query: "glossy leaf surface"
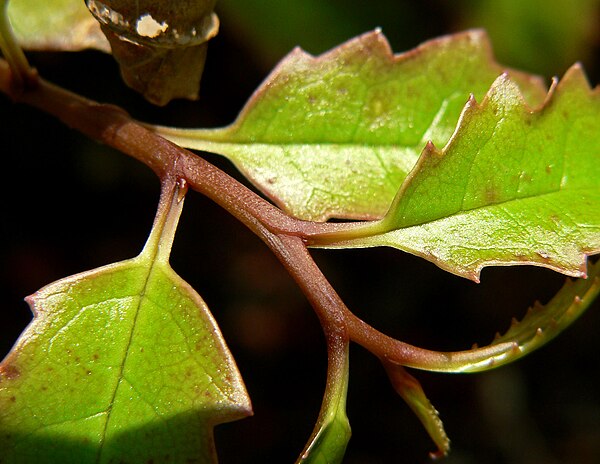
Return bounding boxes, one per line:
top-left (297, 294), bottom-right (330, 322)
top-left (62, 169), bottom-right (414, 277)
top-left (319, 66), bottom-right (600, 280)
top-left (156, 30), bottom-right (546, 221)
top-left (0, 183), bottom-right (251, 463)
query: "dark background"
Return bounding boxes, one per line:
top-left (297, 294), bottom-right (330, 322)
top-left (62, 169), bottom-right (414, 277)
top-left (1, 1), bottom-right (600, 463)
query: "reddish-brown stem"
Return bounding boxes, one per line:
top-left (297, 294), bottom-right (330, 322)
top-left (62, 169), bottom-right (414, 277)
top-left (0, 57), bottom-right (514, 373)
top-left (0, 59), bottom-right (357, 239)
top-left (262, 233), bottom-right (518, 372)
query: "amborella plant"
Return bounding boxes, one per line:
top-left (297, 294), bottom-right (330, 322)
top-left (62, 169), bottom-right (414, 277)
top-left (0, 1), bottom-right (599, 462)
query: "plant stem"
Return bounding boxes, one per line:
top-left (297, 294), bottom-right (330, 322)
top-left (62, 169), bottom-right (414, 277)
top-left (0, 57), bottom-right (572, 375)
top-left (261, 232), bottom-right (528, 373)
top-left (0, 1), bottom-right (36, 91)
top-left (297, 334), bottom-right (350, 463)
top-left (0, 59), bottom-right (355, 238)
top-left (382, 361), bottom-right (449, 458)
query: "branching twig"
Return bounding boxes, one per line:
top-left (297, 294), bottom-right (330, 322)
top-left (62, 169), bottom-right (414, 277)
top-left (0, 57), bottom-right (591, 377)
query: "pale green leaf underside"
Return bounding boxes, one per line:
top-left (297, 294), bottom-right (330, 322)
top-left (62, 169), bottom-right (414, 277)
top-left (318, 66), bottom-right (600, 280)
top-left (0, 189), bottom-right (250, 463)
top-left (156, 29), bottom-right (546, 221)
top-left (8, 0), bottom-right (109, 52)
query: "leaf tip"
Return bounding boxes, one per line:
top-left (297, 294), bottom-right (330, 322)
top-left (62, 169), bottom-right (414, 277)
top-left (485, 73), bottom-right (529, 110)
top-left (429, 447), bottom-right (450, 460)
top-left (23, 294), bottom-right (39, 316)
top-left (335, 28), bottom-right (394, 60)
top-left (423, 140), bottom-right (438, 153)
top-left (562, 62), bottom-right (593, 91)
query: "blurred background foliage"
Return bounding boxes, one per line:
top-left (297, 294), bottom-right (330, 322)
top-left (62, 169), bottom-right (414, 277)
top-left (1, 1), bottom-right (600, 463)
top-left (217, 0), bottom-right (600, 86)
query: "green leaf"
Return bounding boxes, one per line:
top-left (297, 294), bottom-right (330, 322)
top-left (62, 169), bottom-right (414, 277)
top-left (7, 0), bottom-right (109, 52)
top-left (0, 181), bottom-right (251, 463)
top-left (297, 341), bottom-right (350, 464)
top-left (155, 30), bottom-right (546, 221)
top-left (316, 66), bottom-right (600, 281)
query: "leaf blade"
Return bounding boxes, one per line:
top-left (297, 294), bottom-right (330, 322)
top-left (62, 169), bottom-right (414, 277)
top-left (316, 66), bottom-right (600, 280)
top-left (156, 29), bottom-right (546, 221)
top-left (0, 183), bottom-right (251, 463)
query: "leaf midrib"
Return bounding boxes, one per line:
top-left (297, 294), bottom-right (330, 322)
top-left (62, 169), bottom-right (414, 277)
top-left (391, 184), bottom-right (593, 232)
top-left (169, 137), bottom-right (426, 150)
top-left (95, 253), bottom-right (160, 462)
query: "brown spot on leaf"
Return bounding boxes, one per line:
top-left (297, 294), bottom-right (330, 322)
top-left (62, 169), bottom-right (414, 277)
top-left (520, 172), bottom-right (533, 183)
top-left (485, 185), bottom-right (498, 203)
top-left (9, 396), bottom-right (16, 402)
top-left (546, 165), bottom-right (553, 174)
top-left (0, 364), bottom-right (20, 380)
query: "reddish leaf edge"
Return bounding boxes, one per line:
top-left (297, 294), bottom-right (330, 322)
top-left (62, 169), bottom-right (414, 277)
top-left (232, 28), bottom-right (547, 130)
top-left (153, 28), bottom-right (547, 223)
